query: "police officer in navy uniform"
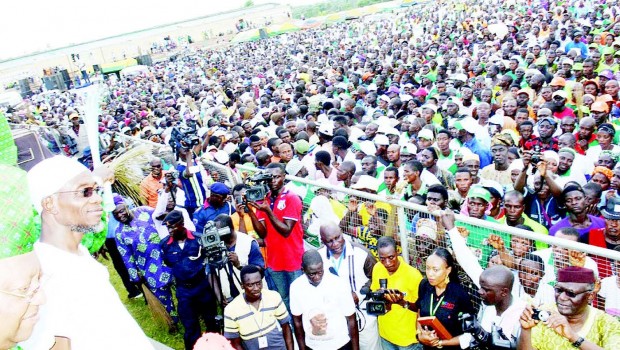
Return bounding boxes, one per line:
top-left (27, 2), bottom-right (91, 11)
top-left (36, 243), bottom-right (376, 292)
top-left (161, 210), bottom-right (218, 350)
top-left (193, 182), bottom-right (235, 236)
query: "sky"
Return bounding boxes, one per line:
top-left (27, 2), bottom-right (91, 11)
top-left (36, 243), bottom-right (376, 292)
top-left (1, 0), bottom-right (316, 60)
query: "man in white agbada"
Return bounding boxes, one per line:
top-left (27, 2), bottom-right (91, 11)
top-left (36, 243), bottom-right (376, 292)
top-left (21, 156), bottom-right (154, 350)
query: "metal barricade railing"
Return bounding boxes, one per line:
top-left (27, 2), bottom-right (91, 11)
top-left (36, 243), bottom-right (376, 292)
top-left (232, 163), bottom-right (620, 316)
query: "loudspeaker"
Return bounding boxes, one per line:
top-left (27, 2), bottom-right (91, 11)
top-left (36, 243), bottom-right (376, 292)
top-left (11, 129), bottom-right (54, 171)
top-left (259, 28), bottom-right (268, 39)
top-left (42, 76), bottom-right (56, 90)
top-left (54, 73), bottom-right (67, 91)
top-left (59, 69), bottom-right (71, 85)
top-left (18, 79), bottom-right (31, 98)
top-left (136, 55), bottom-right (152, 66)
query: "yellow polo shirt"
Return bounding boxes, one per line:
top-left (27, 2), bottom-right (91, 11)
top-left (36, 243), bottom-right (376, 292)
top-left (370, 256), bottom-right (423, 346)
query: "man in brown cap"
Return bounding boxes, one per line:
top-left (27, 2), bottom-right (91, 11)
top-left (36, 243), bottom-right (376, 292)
top-left (518, 266), bottom-right (620, 349)
top-left (479, 133), bottom-right (514, 186)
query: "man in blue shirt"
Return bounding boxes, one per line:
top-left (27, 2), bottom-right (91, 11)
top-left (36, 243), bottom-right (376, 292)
top-left (456, 117), bottom-right (493, 168)
top-left (176, 146), bottom-right (207, 218)
top-left (161, 210), bottom-right (219, 350)
top-left (564, 31), bottom-right (588, 59)
top-left (193, 182), bottom-right (235, 236)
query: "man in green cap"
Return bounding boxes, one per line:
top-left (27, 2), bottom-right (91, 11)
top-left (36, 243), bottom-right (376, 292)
top-left (455, 185), bottom-right (502, 268)
top-left (0, 164), bottom-right (52, 350)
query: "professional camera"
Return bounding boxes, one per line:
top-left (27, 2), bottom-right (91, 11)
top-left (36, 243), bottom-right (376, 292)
top-left (460, 313), bottom-right (517, 350)
top-left (199, 221), bottom-right (232, 269)
top-left (363, 279), bottom-right (403, 316)
top-left (169, 126), bottom-right (200, 153)
top-left (245, 172), bottom-right (273, 202)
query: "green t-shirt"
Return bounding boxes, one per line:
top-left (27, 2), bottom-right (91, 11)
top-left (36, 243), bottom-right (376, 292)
top-left (496, 214), bottom-right (549, 250)
top-left (438, 151), bottom-right (458, 174)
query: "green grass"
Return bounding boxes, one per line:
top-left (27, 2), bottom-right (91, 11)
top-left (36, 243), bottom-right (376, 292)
top-left (99, 257), bottom-right (185, 350)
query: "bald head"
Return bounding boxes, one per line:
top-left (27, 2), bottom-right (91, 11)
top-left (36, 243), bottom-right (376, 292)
top-left (504, 190), bottom-right (524, 204)
top-left (481, 265), bottom-right (514, 290)
top-left (580, 116), bottom-right (595, 129)
top-left (339, 161), bottom-right (356, 174)
top-left (558, 132), bottom-right (576, 147)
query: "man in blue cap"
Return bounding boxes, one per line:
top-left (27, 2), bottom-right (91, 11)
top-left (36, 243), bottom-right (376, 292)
top-left (161, 210), bottom-right (219, 350)
top-left (193, 182), bottom-right (235, 236)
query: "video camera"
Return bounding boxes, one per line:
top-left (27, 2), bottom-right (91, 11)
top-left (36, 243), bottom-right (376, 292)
top-left (169, 126), bottom-right (200, 154)
top-left (363, 279), bottom-right (404, 316)
top-left (199, 221), bottom-right (231, 269)
top-left (459, 313), bottom-right (517, 350)
top-left (244, 172), bottom-right (273, 202)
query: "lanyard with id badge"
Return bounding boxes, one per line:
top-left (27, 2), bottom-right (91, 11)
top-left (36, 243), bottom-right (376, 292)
top-left (249, 300), bottom-right (269, 348)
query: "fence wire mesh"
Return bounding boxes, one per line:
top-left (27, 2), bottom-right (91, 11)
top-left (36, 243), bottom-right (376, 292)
top-left (229, 162), bottom-right (620, 318)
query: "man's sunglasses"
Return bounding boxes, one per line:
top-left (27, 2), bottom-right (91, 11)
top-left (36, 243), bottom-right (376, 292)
top-left (554, 286), bottom-right (592, 298)
top-left (56, 186), bottom-right (104, 198)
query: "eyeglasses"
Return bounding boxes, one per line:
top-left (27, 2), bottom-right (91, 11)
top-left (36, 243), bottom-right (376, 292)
top-left (56, 186), bottom-right (104, 198)
top-left (554, 286), bottom-right (592, 298)
top-left (0, 275), bottom-right (48, 304)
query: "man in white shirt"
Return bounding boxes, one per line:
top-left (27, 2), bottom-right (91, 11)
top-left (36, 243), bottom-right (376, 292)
top-left (318, 222), bottom-right (380, 350)
top-left (461, 266), bottom-right (525, 349)
top-left (290, 249), bottom-right (359, 350)
top-left (533, 227), bottom-right (599, 287)
top-left (22, 156), bottom-right (153, 350)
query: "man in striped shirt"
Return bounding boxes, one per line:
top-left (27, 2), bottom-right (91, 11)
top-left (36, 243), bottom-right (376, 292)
top-left (224, 265), bottom-right (294, 350)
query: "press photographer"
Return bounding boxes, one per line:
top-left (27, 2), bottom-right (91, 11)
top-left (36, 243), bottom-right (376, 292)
top-left (441, 210), bottom-right (525, 350)
top-left (171, 127), bottom-right (209, 218)
top-left (160, 210), bottom-right (219, 350)
top-left (458, 266), bottom-right (525, 350)
top-left (208, 214), bottom-right (264, 305)
top-left (247, 163), bottom-right (305, 313)
top-left (369, 236), bottom-right (424, 349)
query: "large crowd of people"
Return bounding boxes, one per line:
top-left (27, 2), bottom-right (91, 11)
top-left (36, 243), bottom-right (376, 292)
top-left (5, 0), bottom-right (620, 349)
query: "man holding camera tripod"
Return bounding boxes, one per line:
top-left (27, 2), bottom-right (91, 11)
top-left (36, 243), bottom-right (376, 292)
top-left (210, 214), bottom-right (264, 304)
top-left (161, 210), bottom-right (219, 350)
top-left (247, 163), bottom-right (304, 312)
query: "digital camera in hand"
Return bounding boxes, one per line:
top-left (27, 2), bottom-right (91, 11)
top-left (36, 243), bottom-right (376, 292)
top-left (460, 313), bottom-right (517, 350)
top-left (199, 221), bottom-right (232, 269)
top-left (531, 145), bottom-right (542, 165)
top-left (531, 308), bottom-right (550, 322)
top-left (245, 172), bottom-right (273, 202)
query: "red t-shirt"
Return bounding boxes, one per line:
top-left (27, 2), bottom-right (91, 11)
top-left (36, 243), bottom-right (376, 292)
top-left (256, 189), bottom-right (304, 271)
top-left (553, 107), bottom-right (575, 119)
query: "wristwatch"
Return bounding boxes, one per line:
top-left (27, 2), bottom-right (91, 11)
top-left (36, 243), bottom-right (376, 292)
top-left (437, 340), bottom-right (443, 349)
top-left (403, 301), bottom-right (409, 310)
top-left (571, 336), bottom-right (585, 348)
